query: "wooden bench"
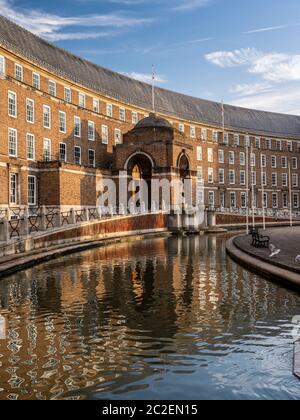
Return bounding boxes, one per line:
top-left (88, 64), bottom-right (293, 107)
top-left (252, 232), bottom-right (270, 248)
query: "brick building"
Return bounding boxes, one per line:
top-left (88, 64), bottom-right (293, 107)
top-left (0, 15), bottom-right (300, 213)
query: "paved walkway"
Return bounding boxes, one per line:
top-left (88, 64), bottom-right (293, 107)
top-left (233, 226), bottom-right (300, 275)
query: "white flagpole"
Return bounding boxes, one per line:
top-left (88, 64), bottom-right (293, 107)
top-left (261, 154), bottom-right (266, 230)
top-left (251, 141), bottom-right (255, 228)
top-left (289, 160), bottom-right (293, 228)
top-left (152, 65), bottom-right (155, 113)
top-left (246, 136), bottom-right (249, 235)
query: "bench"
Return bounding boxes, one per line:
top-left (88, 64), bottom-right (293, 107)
top-left (251, 231), bottom-right (270, 248)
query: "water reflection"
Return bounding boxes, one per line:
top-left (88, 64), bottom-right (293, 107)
top-left (0, 234), bottom-right (300, 400)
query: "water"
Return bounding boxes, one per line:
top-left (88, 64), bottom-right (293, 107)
top-left (0, 234), bottom-right (299, 400)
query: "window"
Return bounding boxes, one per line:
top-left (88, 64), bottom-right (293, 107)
top-left (74, 146), bottom-right (81, 165)
top-left (241, 192), bottom-right (247, 208)
top-left (220, 191), bottom-right (225, 208)
top-left (245, 135), bottom-right (250, 147)
top-left (255, 137), bottom-right (261, 149)
top-left (251, 171), bottom-right (256, 186)
top-left (201, 128), bottom-right (207, 140)
top-left (229, 169), bottom-right (235, 185)
top-left (197, 146), bottom-right (202, 161)
top-left (292, 157), bottom-right (298, 170)
top-left (263, 193), bottom-right (268, 209)
top-left (8, 91), bottom-right (17, 117)
top-left (218, 149), bottom-right (224, 164)
top-left (234, 133), bottom-right (240, 146)
top-left (101, 125), bottom-right (109, 144)
top-left (230, 192), bottom-right (236, 208)
top-left (282, 173), bottom-right (288, 187)
top-left (106, 103), bottom-right (113, 118)
top-left (74, 117), bottom-right (81, 138)
top-left (272, 193), bottom-right (278, 208)
top-left (43, 105), bottom-right (51, 129)
top-left (10, 174), bottom-right (18, 204)
top-left (88, 149), bottom-right (95, 167)
top-left (251, 153), bottom-right (256, 167)
top-left (132, 112), bottom-right (138, 125)
top-left (292, 174), bottom-right (299, 187)
top-left (271, 156), bottom-right (277, 168)
top-left (262, 172), bottom-right (267, 187)
top-left (26, 99), bottom-right (34, 124)
top-left (28, 176), bottom-right (37, 206)
top-left (240, 170), bottom-right (246, 185)
top-left (79, 93), bottom-right (86, 108)
top-left (219, 168), bottom-right (225, 184)
top-left (207, 148), bottom-right (213, 163)
top-left (32, 72), bottom-right (40, 90)
top-left (223, 132), bottom-right (229, 144)
top-left (208, 168), bottom-right (214, 183)
top-left (64, 87), bottom-right (72, 103)
top-left (293, 193), bottom-right (299, 209)
top-left (212, 131), bottom-right (218, 143)
top-left (15, 64), bottom-right (23, 81)
top-left (179, 123), bottom-right (185, 134)
top-left (88, 121), bottom-right (95, 141)
top-left (8, 128), bottom-right (17, 157)
top-left (197, 166), bottom-right (203, 180)
top-left (190, 126), bottom-right (196, 139)
top-left (265, 138), bottom-right (272, 150)
top-left (240, 152), bottom-right (246, 166)
top-left (48, 80), bottom-right (56, 96)
top-left (59, 143), bottom-right (67, 162)
top-left (287, 141), bottom-right (293, 152)
top-left (43, 139), bottom-right (51, 161)
top-left (261, 154), bottom-right (266, 168)
top-left (272, 173), bottom-right (277, 187)
top-left (276, 140), bottom-right (282, 151)
top-left (119, 108), bottom-right (126, 122)
top-left (93, 99), bottom-right (100, 113)
top-left (59, 111), bottom-right (67, 133)
top-left (115, 128), bottom-right (122, 145)
top-left (26, 134), bottom-right (35, 160)
top-left (281, 156), bottom-right (287, 169)
top-left (229, 151), bottom-right (235, 165)
top-left (208, 191), bottom-right (214, 207)
top-left (0, 55), bottom-right (5, 76)
top-left (283, 192), bottom-right (288, 209)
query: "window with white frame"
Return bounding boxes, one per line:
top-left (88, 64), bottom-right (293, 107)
top-left (229, 169), bottom-right (235, 185)
top-left (190, 126), bottom-right (196, 139)
top-left (245, 135), bottom-right (250, 147)
top-left (15, 64), bottom-right (23, 81)
top-left (218, 149), bottom-right (224, 163)
top-left (197, 146), bottom-right (202, 161)
top-left (220, 191), bottom-right (225, 208)
top-left (255, 137), bottom-right (261, 149)
top-left (0, 55), bottom-right (5, 76)
top-left (28, 175), bottom-right (37, 206)
top-left (207, 148), bottom-right (213, 163)
top-left (292, 157), bottom-right (298, 169)
top-left (88, 149), bottom-right (95, 167)
top-left (272, 193), bottom-right (278, 208)
top-left (59, 143), bottom-right (67, 162)
top-left (74, 146), bottom-right (81, 165)
top-left (287, 141), bottom-right (293, 152)
top-left (106, 103), bottom-right (113, 118)
top-left (43, 138), bottom-right (51, 161)
top-left (88, 121), bottom-right (95, 141)
top-left (230, 192), bottom-right (236, 208)
top-left (132, 112), bottom-right (138, 125)
top-left (265, 138), bottom-right (272, 150)
top-left (251, 171), bottom-right (256, 186)
top-left (208, 168), bottom-right (214, 183)
top-left (272, 173), bottom-right (277, 187)
top-left (234, 133), bottom-right (240, 146)
top-left (64, 87), bottom-right (72, 103)
top-left (239, 152), bottom-right (245, 166)
top-left (276, 140), bottom-right (282, 151)
top-left (240, 170), bottom-right (246, 185)
top-left (197, 166), bottom-right (203, 180)
top-left (26, 133), bottom-right (35, 160)
top-left (282, 173), bottom-right (288, 187)
top-left (79, 93), bottom-right (86, 108)
top-left (293, 193), bottom-right (299, 209)
top-left (283, 192), bottom-right (288, 209)
top-left (8, 128), bottom-right (17, 157)
top-left (292, 173), bottom-right (299, 187)
top-left (201, 128), bottom-right (207, 140)
top-left (59, 111), bottom-right (67, 133)
top-left (281, 156), bottom-right (287, 169)
top-left (262, 172), bottom-right (267, 186)
top-left (251, 153), bottom-right (256, 167)
top-left (219, 168), bottom-right (225, 184)
top-left (229, 151), bottom-right (235, 165)
top-left (101, 125), bottom-right (109, 144)
top-left (271, 156), bottom-right (277, 168)
top-left (43, 105), bottom-right (51, 129)
top-left (212, 131), bottom-right (218, 143)
top-left (263, 192), bottom-right (268, 208)
top-left (26, 98), bottom-right (34, 124)
top-left (8, 91), bottom-right (17, 117)
top-left (93, 98), bottom-right (100, 113)
top-left (179, 123), bottom-right (185, 134)
top-left (223, 132), bottom-right (229, 144)
top-left (119, 108), bottom-right (126, 122)
top-left (48, 80), bottom-right (56, 97)
top-left (10, 173), bottom-right (18, 204)
top-left (261, 154), bottom-right (266, 168)
top-left (208, 191), bottom-right (215, 207)
top-left (32, 72), bottom-right (40, 90)
top-left (241, 192), bottom-right (247, 208)
top-left (115, 128), bottom-right (122, 144)
top-left (74, 116), bottom-right (81, 137)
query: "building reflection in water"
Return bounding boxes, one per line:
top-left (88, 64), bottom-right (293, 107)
top-left (0, 234), bottom-right (300, 400)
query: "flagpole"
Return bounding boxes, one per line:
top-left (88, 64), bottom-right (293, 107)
top-left (261, 153), bottom-right (266, 230)
top-left (289, 160), bottom-right (293, 228)
top-left (152, 65), bottom-right (155, 113)
top-left (245, 135), bottom-right (250, 235)
top-left (251, 140), bottom-right (255, 228)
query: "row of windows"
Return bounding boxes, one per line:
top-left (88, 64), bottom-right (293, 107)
top-left (196, 146), bottom-right (299, 169)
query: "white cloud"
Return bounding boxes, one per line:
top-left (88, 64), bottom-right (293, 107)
top-left (122, 71), bottom-right (167, 84)
top-left (0, 0), bottom-right (152, 41)
top-left (244, 23), bottom-right (300, 34)
top-left (230, 82), bottom-right (272, 97)
top-left (205, 48), bottom-right (260, 68)
top-left (173, 0), bottom-right (211, 11)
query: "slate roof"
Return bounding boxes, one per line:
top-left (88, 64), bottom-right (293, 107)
top-left (0, 15), bottom-right (299, 138)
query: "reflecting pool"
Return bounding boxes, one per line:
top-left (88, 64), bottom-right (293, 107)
top-left (0, 234), bottom-right (300, 400)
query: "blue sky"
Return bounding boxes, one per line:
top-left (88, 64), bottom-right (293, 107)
top-left (1, 0), bottom-right (300, 114)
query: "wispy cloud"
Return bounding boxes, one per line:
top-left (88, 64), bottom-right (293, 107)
top-left (173, 0), bottom-right (212, 11)
top-left (230, 82), bottom-right (273, 97)
top-left (205, 48), bottom-right (260, 68)
top-left (244, 23), bottom-right (300, 34)
top-left (0, 0), bottom-right (152, 41)
top-left (122, 71), bottom-right (167, 84)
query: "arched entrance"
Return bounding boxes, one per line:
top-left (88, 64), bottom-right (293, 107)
top-left (178, 153), bottom-right (190, 180)
top-left (126, 153), bottom-right (153, 211)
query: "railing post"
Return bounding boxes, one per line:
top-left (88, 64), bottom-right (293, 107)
top-left (20, 207), bottom-right (29, 236)
top-left (69, 208), bottom-right (76, 225)
top-left (84, 207), bottom-right (89, 222)
top-left (56, 208), bottom-right (62, 228)
top-left (0, 219), bottom-right (9, 242)
top-left (40, 206), bottom-right (47, 231)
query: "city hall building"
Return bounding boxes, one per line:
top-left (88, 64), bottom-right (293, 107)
top-left (0, 15), bottom-right (300, 213)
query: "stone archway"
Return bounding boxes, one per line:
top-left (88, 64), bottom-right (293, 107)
top-left (126, 153), bottom-right (153, 210)
top-left (178, 153), bottom-right (190, 180)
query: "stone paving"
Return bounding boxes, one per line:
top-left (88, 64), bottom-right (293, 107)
top-left (234, 226), bottom-right (300, 274)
